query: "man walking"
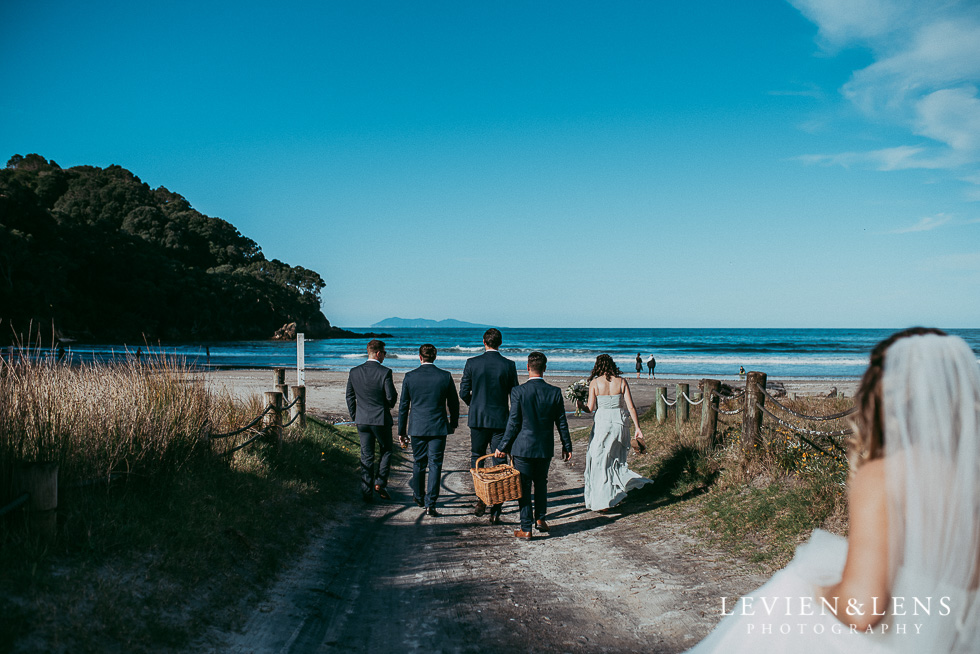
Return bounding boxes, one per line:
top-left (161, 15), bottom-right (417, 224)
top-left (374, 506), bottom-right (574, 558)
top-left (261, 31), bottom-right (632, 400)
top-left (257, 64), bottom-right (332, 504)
top-left (398, 344), bottom-right (459, 516)
top-left (346, 339), bottom-right (398, 503)
top-left (459, 327), bottom-right (519, 524)
top-left (495, 352), bottom-right (572, 539)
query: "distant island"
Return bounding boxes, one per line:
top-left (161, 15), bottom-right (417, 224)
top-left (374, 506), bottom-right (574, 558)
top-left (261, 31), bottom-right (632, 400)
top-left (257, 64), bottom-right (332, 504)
top-left (371, 317), bottom-right (496, 329)
top-left (0, 154), bottom-right (366, 343)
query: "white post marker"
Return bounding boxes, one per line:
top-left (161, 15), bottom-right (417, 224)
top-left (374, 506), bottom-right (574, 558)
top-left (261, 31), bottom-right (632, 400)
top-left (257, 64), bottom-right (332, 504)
top-left (297, 332), bottom-right (305, 387)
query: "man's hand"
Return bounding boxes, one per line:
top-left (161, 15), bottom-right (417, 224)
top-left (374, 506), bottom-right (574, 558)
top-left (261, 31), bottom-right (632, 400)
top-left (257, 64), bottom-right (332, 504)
top-left (561, 448), bottom-right (571, 462)
top-left (493, 449), bottom-right (505, 458)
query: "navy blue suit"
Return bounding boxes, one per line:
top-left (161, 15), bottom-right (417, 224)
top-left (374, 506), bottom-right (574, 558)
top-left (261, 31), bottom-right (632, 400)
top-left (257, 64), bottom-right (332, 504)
top-left (346, 359), bottom-right (398, 500)
top-left (460, 349), bottom-right (518, 517)
top-left (399, 363), bottom-right (459, 509)
top-left (498, 378), bottom-right (572, 532)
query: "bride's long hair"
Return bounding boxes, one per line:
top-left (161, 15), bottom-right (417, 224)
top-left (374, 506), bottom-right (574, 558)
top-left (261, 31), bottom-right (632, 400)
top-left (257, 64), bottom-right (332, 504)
top-left (589, 354), bottom-right (622, 381)
top-left (849, 326), bottom-right (946, 468)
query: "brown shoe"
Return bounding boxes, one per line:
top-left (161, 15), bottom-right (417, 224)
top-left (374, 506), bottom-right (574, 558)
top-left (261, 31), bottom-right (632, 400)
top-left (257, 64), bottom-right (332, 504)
top-left (513, 529), bottom-right (532, 539)
top-left (473, 499), bottom-right (487, 516)
top-left (535, 519), bottom-right (550, 532)
top-left (374, 485), bottom-right (391, 500)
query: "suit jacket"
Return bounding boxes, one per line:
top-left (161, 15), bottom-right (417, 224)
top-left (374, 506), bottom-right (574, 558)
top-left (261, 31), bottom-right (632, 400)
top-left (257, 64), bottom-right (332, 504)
top-left (459, 350), bottom-right (519, 429)
top-left (346, 360), bottom-right (397, 427)
top-left (498, 378), bottom-right (572, 458)
top-left (398, 363), bottom-right (460, 437)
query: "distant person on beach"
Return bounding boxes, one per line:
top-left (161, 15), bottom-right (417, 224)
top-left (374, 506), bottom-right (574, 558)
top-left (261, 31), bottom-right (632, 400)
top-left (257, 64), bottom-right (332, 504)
top-left (398, 344), bottom-right (459, 517)
top-left (635, 353), bottom-right (642, 378)
top-left (459, 328), bottom-right (519, 524)
top-left (135, 347), bottom-right (142, 363)
top-left (581, 355), bottom-right (651, 513)
top-left (346, 339), bottom-right (398, 503)
top-left (738, 366), bottom-right (745, 378)
top-left (495, 351), bottom-right (572, 539)
top-left (646, 355), bottom-right (655, 378)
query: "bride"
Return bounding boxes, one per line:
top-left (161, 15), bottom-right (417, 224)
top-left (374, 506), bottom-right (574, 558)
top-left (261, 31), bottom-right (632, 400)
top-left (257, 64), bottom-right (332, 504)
top-left (582, 354), bottom-right (652, 512)
top-left (686, 328), bottom-right (980, 653)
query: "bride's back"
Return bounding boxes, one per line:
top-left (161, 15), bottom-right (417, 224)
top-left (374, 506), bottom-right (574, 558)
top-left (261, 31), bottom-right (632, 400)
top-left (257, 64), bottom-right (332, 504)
top-left (592, 374), bottom-right (625, 395)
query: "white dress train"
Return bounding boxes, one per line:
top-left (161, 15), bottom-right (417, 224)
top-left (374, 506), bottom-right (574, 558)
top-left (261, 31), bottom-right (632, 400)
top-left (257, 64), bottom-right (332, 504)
top-left (583, 394), bottom-right (652, 511)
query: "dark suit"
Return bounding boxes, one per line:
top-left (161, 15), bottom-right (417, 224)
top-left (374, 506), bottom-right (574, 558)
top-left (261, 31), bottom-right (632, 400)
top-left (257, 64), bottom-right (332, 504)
top-left (459, 350), bottom-right (519, 466)
top-left (346, 359), bottom-right (398, 500)
top-left (498, 378), bottom-right (572, 532)
top-left (399, 363), bottom-right (459, 509)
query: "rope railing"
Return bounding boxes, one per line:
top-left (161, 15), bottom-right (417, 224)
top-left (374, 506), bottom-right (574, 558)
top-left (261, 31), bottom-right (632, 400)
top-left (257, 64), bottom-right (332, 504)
top-left (757, 403), bottom-right (853, 439)
top-left (209, 405), bottom-right (276, 439)
top-left (219, 428), bottom-right (268, 457)
top-left (0, 493), bottom-right (29, 518)
top-left (307, 415), bottom-right (361, 446)
top-left (711, 392), bottom-right (743, 415)
top-left (756, 385), bottom-right (856, 421)
top-left (281, 411), bottom-right (303, 428)
top-left (661, 395), bottom-right (677, 407)
top-left (680, 392), bottom-right (704, 405)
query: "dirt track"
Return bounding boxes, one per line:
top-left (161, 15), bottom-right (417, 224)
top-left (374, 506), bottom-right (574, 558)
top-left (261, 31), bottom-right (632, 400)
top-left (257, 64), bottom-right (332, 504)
top-left (207, 415), bottom-right (765, 654)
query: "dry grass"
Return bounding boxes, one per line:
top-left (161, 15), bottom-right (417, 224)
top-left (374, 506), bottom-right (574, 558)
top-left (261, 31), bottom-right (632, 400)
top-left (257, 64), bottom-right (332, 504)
top-left (0, 345), bottom-right (361, 652)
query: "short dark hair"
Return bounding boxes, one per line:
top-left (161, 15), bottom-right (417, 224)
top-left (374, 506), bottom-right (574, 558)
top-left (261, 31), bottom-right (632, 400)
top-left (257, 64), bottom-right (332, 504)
top-left (367, 339), bottom-right (386, 355)
top-left (527, 351), bottom-right (547, 374)
top-left (483, 328), bottom-right (502, 349)
top-left (419, 343), bottom-right (437, 363)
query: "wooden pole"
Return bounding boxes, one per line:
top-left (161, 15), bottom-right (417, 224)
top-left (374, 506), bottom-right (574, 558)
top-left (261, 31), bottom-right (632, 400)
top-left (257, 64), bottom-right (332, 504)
top-left (675, 383), bottom-right (690, 429)
top-left (264, 390), bottom-right (284, 450)
top-left (700, 379), bottom-right (721, 450)
top-left (741, 372), bottom-right (767, 459)
top-left (274, 368), bottom-right (286, 386)
top-left (290, 385), bottom-right (306, 428)
top-left (654, 387), bottom-right (667, 425)
top-left (14, 462), bottom-right (58, 541)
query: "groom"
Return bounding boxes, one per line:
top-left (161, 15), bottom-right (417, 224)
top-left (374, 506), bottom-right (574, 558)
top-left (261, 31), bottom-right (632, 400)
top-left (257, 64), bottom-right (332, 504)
top-left (495, 351), bottom-right (572, 539)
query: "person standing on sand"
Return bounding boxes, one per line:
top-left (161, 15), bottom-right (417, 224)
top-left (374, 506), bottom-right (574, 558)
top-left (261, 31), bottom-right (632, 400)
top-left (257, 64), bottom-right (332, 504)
top-left (346, 339), bottom-right (398, 503)
top-left (495, 352), bottom-right (572, 539)
top-left (398, 344), bottom-right (459, 517)
top-left (646, 355), bottom-right (655, 378)
top-left (635, 353), bottom-right (642, 379)
top-left (459, 327), bottom-right (519, 524)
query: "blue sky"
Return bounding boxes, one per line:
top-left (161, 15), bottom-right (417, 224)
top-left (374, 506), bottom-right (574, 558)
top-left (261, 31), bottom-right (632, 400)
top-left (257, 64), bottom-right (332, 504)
top-left (2, 0), bottom-right (978, 328)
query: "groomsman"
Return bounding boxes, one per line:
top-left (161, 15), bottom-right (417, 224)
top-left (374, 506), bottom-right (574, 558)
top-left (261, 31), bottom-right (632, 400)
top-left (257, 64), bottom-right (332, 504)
top-left (398, 344), bottom-right (460, 516)
top-left (346, 339), bottom-right (398, 503)
top-left (459, 328), bottom-right (519, 523)
top-left (495, 352), bottom-right (572, 539)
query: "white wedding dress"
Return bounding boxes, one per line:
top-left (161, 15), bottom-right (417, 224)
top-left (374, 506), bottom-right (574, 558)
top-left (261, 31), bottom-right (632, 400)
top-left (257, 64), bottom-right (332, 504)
top-left (686, 334), bottom-right (980, 653)
top-left (583, 394), bottom-right (651, 511)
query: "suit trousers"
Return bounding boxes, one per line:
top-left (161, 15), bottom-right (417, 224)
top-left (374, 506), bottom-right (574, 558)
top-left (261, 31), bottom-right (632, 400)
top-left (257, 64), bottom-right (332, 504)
top-left (411, 436), bottom-right (446, 508)
top-left (357, 424), bottom-right (393, 499)
top-left (470, 426), bottom-right (505, 516)
top-left (512, 455), bottom-right (551, 532)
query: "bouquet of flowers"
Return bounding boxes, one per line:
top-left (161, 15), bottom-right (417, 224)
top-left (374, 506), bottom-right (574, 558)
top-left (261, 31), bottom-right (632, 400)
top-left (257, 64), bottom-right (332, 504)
top-left (564, 379), bottom-right (589, 415)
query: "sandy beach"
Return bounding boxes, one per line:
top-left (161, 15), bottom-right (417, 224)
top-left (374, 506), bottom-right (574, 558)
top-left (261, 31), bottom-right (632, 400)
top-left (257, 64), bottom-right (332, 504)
top-left (194, 368), bottom-right (859, 422)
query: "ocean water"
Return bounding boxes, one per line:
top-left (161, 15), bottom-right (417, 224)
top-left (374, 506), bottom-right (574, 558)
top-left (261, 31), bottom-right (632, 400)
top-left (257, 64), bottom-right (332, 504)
top-left (61, 328), bottom-right (980, 380)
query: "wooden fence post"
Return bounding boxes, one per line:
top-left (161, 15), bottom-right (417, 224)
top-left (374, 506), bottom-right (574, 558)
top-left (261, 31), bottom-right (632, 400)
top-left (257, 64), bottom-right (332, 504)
top-left (290, 385), bottom-right (306, 429)
top-left (700, 379), bottom-right (721, 450)
top-left (741, 371), bottom-right (767, 459)
top-left (14, 462), bottom-right (58, 541)
top-left (654, 387), bottom-right (667, 425)
top-left (675, 383), bottom-right (690, 430)
top-left (264, 390), bottom-right (284, 450)
top-left (274, 368), bottom-right (288, 399)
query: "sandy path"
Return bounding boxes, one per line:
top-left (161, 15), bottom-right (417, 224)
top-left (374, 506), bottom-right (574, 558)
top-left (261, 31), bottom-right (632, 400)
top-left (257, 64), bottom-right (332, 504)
top-left (208, 422), bottom-right (766, 652)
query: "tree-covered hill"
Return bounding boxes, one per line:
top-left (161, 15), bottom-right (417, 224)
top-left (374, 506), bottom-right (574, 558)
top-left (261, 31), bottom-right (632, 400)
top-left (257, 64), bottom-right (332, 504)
top-left (0, 154), bottom-right (344, 342)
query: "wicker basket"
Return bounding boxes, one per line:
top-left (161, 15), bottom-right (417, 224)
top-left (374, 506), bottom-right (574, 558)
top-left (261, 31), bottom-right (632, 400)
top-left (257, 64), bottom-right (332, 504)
top-left (471, 454), bottom-right (522, 505)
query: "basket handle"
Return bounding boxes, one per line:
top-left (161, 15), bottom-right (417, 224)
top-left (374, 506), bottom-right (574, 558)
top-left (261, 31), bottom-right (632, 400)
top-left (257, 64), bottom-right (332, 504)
top-left (474, 453), bottom-right (509, 470)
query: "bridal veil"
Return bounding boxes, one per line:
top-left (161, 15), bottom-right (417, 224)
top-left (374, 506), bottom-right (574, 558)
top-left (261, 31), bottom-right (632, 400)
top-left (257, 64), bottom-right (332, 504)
top-left (882, 334), bottom-right (980, 652)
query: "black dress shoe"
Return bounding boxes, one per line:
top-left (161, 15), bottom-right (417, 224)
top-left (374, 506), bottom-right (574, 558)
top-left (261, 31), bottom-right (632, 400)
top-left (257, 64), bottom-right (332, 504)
top-left (425, 507), bottom-right (440, 517)
top-left (488, 514), bottom-right (500, 525)
top-left (375, 485), bottom-right (391, 500)
top-left (414, 497), bottom-right (425, 507)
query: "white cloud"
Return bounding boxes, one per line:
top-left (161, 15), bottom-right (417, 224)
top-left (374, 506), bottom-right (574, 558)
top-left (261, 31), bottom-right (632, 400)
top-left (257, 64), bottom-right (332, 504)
top-left (791, 1), bottom-right (980, 186)
top-left (890, 213), bottom-right (952, 233)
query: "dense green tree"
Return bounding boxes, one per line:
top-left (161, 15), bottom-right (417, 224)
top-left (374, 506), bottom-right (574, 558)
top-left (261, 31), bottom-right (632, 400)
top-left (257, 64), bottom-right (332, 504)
top-left (0, 153), bottom-right (336, 342)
